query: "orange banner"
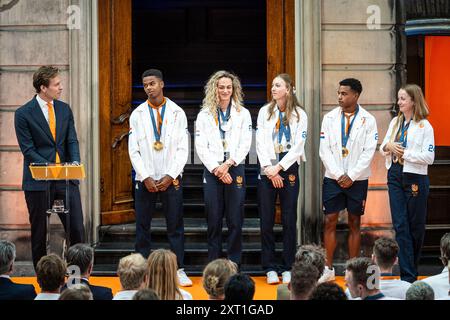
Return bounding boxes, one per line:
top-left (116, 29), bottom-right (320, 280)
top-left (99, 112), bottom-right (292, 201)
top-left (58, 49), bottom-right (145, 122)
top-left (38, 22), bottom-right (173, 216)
top-left (425, 36), bottom-right (450, 146)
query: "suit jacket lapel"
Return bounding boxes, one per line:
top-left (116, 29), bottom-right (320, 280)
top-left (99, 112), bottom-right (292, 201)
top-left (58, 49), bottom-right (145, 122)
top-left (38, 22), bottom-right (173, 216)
top-left (32, 97), bottom-right (54, 142)
top-left (54, 100), bottom-right (64, 143)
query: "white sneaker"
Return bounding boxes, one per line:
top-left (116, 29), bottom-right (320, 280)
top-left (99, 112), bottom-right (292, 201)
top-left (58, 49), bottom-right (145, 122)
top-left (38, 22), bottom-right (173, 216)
top-left (266, 271), bottom-right (280, 284)
top-left (281, 271), bottom-right (291, 284)
top-left (177, 268), bottom-right (193, 287)
top-left (318, 266), bottom-right (335, 283)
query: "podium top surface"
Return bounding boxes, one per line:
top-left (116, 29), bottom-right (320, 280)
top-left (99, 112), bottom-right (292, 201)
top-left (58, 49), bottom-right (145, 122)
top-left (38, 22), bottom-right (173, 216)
top-left (29, 163), bottom-right (86, 180)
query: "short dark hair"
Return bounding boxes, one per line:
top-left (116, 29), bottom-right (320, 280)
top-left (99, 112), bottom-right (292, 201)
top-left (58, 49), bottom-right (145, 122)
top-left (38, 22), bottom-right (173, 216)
top-left (440, 233), bottom-right (450, 266)
top-left (373, 237), bottom-right (399, 269)
top-left (290, 261), bottom-right (319, 298)
top-left (33, 66), bottom-right (60, 93)
top-left (36, 254), bottom-right (66, 292)
top-left (295, 244), bottom-right (326, 278)
top-left (66, 243), bottom-right (94, 275)
top-left (142, 69), bottom-right (163, 80)
top-left (310, 282), bottom-right (348, 300)
top-left (345, 257), bottom-right (376, 289)
top-left (133, 288), bottom-right (160, 300)
top-left (224, 273), bottom-right (255, 301)
top-left (339, 78), bottom-right (362, 95)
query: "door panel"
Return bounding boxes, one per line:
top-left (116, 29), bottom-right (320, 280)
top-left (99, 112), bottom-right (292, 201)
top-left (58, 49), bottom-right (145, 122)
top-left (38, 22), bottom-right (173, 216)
top-left (99, 0), bottom-right (134, 225)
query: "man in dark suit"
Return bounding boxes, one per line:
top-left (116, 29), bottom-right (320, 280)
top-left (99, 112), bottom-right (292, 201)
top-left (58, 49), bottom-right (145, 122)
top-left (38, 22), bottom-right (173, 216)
top-left (0, 240), bottom-right (37, 300)
top-left (14, 66), bottom-right (84, 269)
top-left (63, 243), bottom-right (113, 300)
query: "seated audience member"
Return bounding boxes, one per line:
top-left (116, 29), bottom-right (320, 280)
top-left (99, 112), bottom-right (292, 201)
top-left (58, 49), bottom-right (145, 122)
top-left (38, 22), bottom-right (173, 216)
top-left (145, 249), bottom-right (192, 300)
top-left (114, 253), bottom-right (147, 300)
top-left (0, 240), bottom-right (36, 300)
top-left (371, 237), bottom-right (411, 299)
top-left (133, 288), bottom-right (160, 300)
top-left (59, 283), bottom-right (93, 300)
top-left (345, 257), bottom-right (398, 300)
top-left (288, 261), bottom-right (319, 300)
top-left (35, 254), bottom-right (66, 300)
top-left (277, 244), bottom-right (326, 300)
top-left (309, 282), bottom-right (348, 300)
top-left (224, 273), bottom-right (255, 301)
top-left (421, 233), bottom-right (450, 299)
top-left (202, 258), bottom-right (238, 300)
top-left (64, 243), bottom-right (113, 300)
top-left (406, 281), bottom-right (434, 300)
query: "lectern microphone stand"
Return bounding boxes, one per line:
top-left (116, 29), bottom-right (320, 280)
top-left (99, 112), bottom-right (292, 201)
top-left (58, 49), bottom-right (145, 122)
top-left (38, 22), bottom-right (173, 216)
top-left (29, 163), bottom-right (86, 257)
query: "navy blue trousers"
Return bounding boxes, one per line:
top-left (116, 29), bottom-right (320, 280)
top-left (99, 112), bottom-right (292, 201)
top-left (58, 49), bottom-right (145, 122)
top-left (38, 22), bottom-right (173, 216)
top-left (134, 178), bottom-right (185, 268)
top-left (258, 163), bottom-right (299, 273)
top-left (203, 165), bottom-right (246, 264)
top-left (388, 163), bottom-right (429, 283)
top-left (24, 182), bottom-right (84, 269)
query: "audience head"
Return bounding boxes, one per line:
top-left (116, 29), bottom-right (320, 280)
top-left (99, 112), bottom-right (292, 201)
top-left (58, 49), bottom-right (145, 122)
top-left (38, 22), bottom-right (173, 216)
top-left (294, 244), bottom-right (326, 279)
top-left (406, 281), bottom-right (435, 300)
top-left (224, 273), bottom-right (255, 301)
top-left (36, 254), bottom-right (66, 292)
top-left (117, 253), bottom-right (147, 291)
top-left (289, 261), bottom-right (320, 300)
top-left (59, 283), bottom-right (93, 300)
top-left (310, 282), bottom-right (348, 301)
top-left (372, 237), bottom-right (399, 271)
top-left (145, 249), bottom-right (182, 300)
top-left (133, 288), bottom-right (160, 300)
top-left (345, 257), bottom-right (379, 299)
top-left (0, 240), bottom-right (16, 275)
top-left (202, 258), bottom-right (238, 300)
top-left (440, 232), bottom-right (450, 267)
top-left (66, 243), bottom-right (94, 277)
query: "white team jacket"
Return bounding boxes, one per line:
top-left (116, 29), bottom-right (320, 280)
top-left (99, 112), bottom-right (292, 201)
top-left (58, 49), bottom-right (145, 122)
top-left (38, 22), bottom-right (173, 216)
top-left (379, 116), bottom-right (435, 175)
top-left (195, 103), bottom-right (252, 173)
top-left (256, 105), bottom-right (307, 171)
top-left (319, 105), bottom-right (378, 181)
top-left (128, 98), bottom-right (189, 181)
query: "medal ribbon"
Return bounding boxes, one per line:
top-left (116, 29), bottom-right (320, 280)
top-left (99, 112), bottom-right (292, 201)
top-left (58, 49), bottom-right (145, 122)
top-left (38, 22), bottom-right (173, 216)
top-left (341, 106), bottom-right (359, 149)
top-left (398, 120), bottom-right (410, 147)
top-left (277, 109), bottom-right (291, 146)
top-left (217, 101), bottom-right (231, 140)
top-left (148, 99), bottom-right (166, 143)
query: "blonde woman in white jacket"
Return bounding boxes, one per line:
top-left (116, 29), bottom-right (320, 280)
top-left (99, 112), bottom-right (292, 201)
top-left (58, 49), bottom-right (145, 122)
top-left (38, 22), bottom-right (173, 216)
top-left (380, 84), bottom-right (435, 283)
top-left (256, 73), bottom-right (307, 285)
top-left (195, 71), bottom-right (252, 267)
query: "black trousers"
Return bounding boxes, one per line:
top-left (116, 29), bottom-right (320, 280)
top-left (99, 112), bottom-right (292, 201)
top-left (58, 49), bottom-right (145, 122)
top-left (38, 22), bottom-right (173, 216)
top-left (258, 163), bottom-right (299, 273)
top-left (24, 182), bottom-right (84, 269)
top-left (388, 163), bottom-right (429, 283)
top-left (134, 178), bottom-right (185, 268)
top-left (203, 165), bottom-right (246, 265)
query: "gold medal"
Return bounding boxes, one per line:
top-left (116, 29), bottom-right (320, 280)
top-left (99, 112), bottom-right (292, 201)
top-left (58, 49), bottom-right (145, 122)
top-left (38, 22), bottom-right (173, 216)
top-left (274, 144), bottom-right (283, 154)
top-left (342, 147), bottom-right (349, 158)
top-left (222, 139), bottom-right (227, 149)
top-left (153, 141), bottom-right (164, 151)
top-left (398, 157), bottom-right (404, 165)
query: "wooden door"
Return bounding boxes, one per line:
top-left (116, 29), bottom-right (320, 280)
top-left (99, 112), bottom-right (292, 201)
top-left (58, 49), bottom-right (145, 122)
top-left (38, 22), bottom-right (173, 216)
top-left (266, 0), bottom-right (295, 99)
top-left (98, 0), bottom-right (134, 225)
top-left (97, 0), bottom-right (294, 226)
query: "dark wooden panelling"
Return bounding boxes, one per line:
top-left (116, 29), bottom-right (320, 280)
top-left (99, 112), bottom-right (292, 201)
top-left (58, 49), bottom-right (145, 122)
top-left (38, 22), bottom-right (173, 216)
top-left (132, 0), bottom-right (266, 85)
top-left (406, 0), bottom-right (450, 19)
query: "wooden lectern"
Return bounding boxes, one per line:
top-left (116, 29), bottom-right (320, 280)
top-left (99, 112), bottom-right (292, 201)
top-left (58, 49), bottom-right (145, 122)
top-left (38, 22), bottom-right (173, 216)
top-left (29, 163), bottom-right (86, 257)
